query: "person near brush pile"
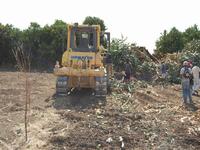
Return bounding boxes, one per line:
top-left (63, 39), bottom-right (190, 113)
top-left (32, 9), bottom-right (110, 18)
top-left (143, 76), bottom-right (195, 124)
top-left (192, 64), bottom-right (200, 95)
top-left (180, 61), bottom-right (193, 104)
top-left (124, 60), bottom-right (132, 82)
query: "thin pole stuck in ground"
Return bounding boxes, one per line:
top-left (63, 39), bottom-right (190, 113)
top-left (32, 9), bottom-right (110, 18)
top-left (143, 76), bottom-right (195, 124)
top-left (25, 73), bottom-right (28, 141)
top-left (12, 46), bottom-right (31, 142)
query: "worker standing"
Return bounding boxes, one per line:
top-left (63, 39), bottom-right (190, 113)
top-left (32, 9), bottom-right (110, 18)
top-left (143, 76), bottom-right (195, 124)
top-left (180, 61), bottom-right (193, 104)
top-left (160, 61), bottom-right (168, 79)
top-left (106, 53), bottom-right (113, 77)
top-left (192, 65), bottom-right (200, 95)
top-left (124, 60), bottom-right (132, 82)
top-left (188, 61), bottom-right (194, 97)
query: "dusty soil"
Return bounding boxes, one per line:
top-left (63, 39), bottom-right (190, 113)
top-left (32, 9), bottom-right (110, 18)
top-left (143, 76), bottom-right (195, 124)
top-left (0, 71), bottom-right (200, 149)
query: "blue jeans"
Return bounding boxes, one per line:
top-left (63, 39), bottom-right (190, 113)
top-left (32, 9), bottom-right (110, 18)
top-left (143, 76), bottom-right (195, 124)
top-left (182, 80), bottom-right (192, 103)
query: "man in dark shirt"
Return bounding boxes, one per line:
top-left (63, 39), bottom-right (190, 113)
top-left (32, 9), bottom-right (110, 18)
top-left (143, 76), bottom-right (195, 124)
top-left (124, 60), bottom-right (132, 82)
top-left (160, 61), bottom-right (167, 78)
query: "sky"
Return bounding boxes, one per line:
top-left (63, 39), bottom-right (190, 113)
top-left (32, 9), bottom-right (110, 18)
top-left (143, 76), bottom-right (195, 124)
top-left (0, 0), bottom-right (200, 53)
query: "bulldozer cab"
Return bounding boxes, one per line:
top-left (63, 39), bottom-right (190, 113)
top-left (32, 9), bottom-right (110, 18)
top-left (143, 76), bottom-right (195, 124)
top-left (70, 26), bottom-right (97, 52)
top-left (68, 24), bottom-right (110, 52)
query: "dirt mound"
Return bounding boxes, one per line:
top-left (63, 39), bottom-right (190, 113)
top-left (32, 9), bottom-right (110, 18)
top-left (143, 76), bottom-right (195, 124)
top-left (48, 110), bottom-right (143, 149)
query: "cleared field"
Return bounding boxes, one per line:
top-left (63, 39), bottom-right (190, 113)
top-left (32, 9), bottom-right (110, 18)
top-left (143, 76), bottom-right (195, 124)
top-left (0, 71), bottom-right (200, 149)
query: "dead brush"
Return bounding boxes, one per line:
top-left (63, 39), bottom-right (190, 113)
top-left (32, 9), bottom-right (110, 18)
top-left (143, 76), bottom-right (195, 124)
top-left (12, 45), bottom-right (31, 141)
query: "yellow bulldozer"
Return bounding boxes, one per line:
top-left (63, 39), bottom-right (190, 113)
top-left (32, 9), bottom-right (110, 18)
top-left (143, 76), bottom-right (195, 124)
top-left (54, 23), bottom-right (112, 97)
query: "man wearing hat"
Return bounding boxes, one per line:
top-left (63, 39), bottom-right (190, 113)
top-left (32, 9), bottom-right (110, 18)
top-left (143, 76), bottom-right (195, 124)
top-left (180, 61), bottom-right (193, 104)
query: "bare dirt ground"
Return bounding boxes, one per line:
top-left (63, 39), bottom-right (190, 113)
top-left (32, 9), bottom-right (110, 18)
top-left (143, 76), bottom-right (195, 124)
top-left (0, 71), bottom-right (200, 150)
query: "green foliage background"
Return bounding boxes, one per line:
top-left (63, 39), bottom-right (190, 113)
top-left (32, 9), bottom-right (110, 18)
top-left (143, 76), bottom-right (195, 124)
top-left (0, 20), bottom-right (67, 69)
top-left (83, 16), bottom-right (106, 31)
top-left (156, 25), bottom-right (200, 54)
top-left (1, 16), bottom-right (200, 84)
top-left (0, 16), bottom-right (106, 69)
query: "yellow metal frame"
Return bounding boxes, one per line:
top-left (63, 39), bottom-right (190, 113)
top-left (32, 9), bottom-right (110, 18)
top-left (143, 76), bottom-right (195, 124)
top-left (54, 24), bottom-right (107, 89)
top-left (55, 24), bottom-right (106, 77)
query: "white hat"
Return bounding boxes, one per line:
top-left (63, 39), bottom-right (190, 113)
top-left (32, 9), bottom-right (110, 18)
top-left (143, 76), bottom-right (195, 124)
top-left (183, 61), bottom-right (188, 66)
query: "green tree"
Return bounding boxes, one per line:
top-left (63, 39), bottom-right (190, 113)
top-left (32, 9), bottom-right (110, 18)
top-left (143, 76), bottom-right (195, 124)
top-left (22, 22), bottom-right (42, 66)
top-left (39, 20), bottom-right (67, 66)
top-left (110, 36), bottom-right (139, 71)
top-left (179, 40), bottom-right (200, 67)
top-left (183, 24), bottom-right (200, 44)
top-left (156, 27), bottom-right (184, 54)
top-left (83, 16), bottom-right (107, 31)
top-left (155, 30), bottom-right (168, 54)
top-left (0, 24), bottom-right (21, 65)
top-left (49, 20), bottom-right (67, 63)
top-left (22, 20), bottom-right (67, 68)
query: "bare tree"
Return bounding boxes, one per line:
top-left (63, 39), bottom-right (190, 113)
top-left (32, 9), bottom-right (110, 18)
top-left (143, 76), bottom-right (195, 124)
top-left (12, 44), bottom-right (31, 141)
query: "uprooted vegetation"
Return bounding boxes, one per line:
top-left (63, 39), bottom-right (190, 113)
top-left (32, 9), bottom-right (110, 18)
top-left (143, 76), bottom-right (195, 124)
top-left (111, 37), bottom-right (200, 85)
top-left (110, 37), bottom-right (157, 82)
